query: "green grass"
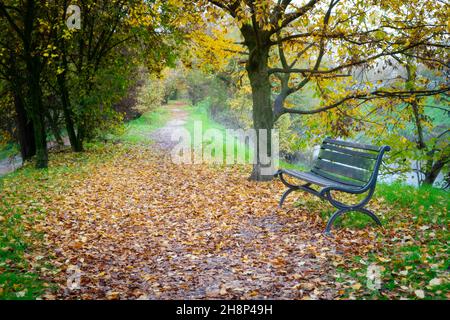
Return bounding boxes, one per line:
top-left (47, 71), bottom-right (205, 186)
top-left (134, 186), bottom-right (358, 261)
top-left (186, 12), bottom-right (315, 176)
top-left (377, 182), bottom-right (449, 224)
top-left (278, 160), bottom-right (308, 171)
top-left (336, 238), bottom-right (449, 300)
top-left (0, 202), bottom-right (50, 299)
top-left (185, 101), bottom-right (254, 164)
top-left (185, 100), bottom-right (313, 170)
top-left (329, 182), bottom-right (449, 300)
top-left (296, 182), bottom-right (450, 230)
top-left (1, 177), bottom-right (50, 299)
top-left (0, 143), bottom-right (19, 161)
top-left (118, 107), bottom-right (170, 144)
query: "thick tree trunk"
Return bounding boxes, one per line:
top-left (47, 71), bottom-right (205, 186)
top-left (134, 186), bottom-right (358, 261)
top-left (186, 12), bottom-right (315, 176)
top-left (26, 63), bottom-right (48, 168)
top-left (13, 89), bottom-right (36, 160)
top-left (246, 46), bottom-right (276, 181)
top-left (23, 0), bottom-right (47, 168)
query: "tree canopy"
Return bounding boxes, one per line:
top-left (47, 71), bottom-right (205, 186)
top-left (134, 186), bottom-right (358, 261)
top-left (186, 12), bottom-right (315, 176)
top-left (0, 0), bottom-right (448, 182)
top-left (183, 0), bottom-right (449, 181)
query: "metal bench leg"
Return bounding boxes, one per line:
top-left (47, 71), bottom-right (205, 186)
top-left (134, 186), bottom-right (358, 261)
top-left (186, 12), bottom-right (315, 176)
top-left (279, 187), bottom-right (298, 208)
top-left (324, 208), bottom-right (348, 235)
top-left (323, 189), bottom-right (383, 235)
top-left (357, 208), bottom-right (382, 227)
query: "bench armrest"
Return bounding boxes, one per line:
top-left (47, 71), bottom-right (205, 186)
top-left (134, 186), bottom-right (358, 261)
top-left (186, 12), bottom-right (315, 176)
top-left (364, 145), bottom-right (391, 189)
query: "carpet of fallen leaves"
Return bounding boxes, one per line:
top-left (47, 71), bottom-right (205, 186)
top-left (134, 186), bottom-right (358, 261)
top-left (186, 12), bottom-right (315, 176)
top-left (21, 144), bottom-right (383, 300)
top-left (1, 141), bottom-right (448, 300)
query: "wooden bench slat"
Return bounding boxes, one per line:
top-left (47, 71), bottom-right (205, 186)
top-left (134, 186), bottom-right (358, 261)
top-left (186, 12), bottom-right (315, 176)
top-left (282, 169), bottom-right (363, 189)
top-left (324, 138), bottom-right (381, 152)
top-left (311, 168), bottom-right (366, 187)
top-left (321, 144), bottom-right (378, 160)
top-left (314, 159), bottom-right (371, 183)
top-left (319, 149), bottom-right (375, 170)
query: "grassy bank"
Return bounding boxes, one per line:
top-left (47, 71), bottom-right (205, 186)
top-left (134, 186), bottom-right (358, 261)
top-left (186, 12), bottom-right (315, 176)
top-left (336, 183), bottom-right (449, 299)
top-left (340, 182), bottom-right (448, 299)
top-left (117, 106), bottom-right (170, 144)
top-left (185, 100), bottom-right (302, 169)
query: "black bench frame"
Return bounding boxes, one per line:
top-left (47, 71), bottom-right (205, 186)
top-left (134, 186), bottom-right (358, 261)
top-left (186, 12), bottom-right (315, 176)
top-left (275, 138), bottom-right (391, 235)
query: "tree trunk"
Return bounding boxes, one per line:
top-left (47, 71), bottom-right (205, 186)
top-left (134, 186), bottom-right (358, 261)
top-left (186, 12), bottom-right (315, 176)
top-left (26, 62), bottom-right (48, 168)
top-left (58, 1), bottom-right (83, 152)
top-left (45, 109), bottom-right (64, 147)
top-left (23, 0), bottom-right (47, 168)
top-left (404, 61), bottom-right (446, 186)
top-left (246, 45), bottom-right (276, 181)
top-left (58, 73), bottom-right (83, 152)
top-left (13, 89), bottom-right (36, 160)
top-left (423, 158), bottom-right (447, 186)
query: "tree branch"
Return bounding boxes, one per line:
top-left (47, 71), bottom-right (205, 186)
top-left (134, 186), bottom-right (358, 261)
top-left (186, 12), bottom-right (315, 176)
top-left (0, 3), bottom-right (24, 40)
top-left (268, 40), bottom-right (429, 75)
top-left (278, 87), bottom-right (450, 117)
top-left (208, 0), bottom-right (240, 18)
top-left (270, 0), bottom-right (320, 34)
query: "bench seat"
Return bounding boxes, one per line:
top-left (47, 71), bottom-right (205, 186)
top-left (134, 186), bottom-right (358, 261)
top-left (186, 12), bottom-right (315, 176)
top-left (280, 169), bottom-right (363, 191)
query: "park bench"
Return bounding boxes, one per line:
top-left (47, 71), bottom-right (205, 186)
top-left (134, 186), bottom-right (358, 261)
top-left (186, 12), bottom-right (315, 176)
top-left (275, 138), bottom-right (391, 235)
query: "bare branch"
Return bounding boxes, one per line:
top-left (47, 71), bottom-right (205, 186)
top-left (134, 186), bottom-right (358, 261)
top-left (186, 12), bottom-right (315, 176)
top-left (0, 3), bottom-right (24, 40)
top-left (208, 0), bottom-right (240, 17)
top-left (268, 41), bottom-right (430, 75)
top-left (278, 87), bottom-right (450, 118)
top-left (271, 0), bottom-right (320, 34)
top-left (273, 0), bottom-right (337, 119)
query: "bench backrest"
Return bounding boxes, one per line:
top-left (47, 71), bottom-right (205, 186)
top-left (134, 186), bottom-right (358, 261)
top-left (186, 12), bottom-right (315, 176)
top-left (311, 138), bottom-right (390, 188)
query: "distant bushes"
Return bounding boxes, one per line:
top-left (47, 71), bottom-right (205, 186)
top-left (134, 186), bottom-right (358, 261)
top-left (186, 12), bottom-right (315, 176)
top-left (133, 76), bottom-right (167, 115)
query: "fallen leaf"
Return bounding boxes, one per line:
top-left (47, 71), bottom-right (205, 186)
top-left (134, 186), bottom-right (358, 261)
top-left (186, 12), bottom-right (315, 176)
top-left (351, 283), bottom-right (362, 290)
top-left (106, 291), bottom-right (120, 300)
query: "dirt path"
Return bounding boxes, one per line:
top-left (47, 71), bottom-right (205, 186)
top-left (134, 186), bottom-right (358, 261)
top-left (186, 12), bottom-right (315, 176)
top-left (0, 155), bottom-right (22, 176)
top-left (150, 101), bottom-right (189, 150)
